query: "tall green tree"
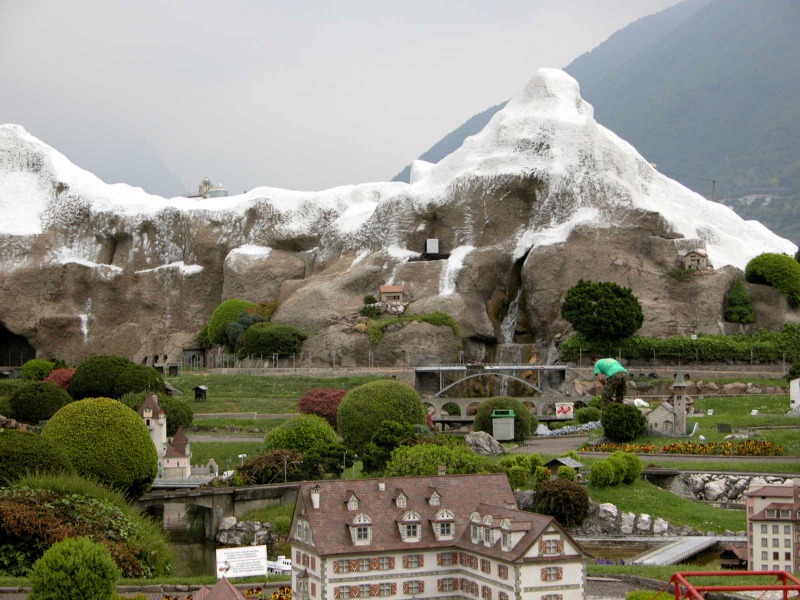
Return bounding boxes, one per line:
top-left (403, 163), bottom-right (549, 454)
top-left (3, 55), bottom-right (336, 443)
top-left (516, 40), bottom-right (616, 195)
top-left (724, 278), bottom-right (755, 324)
top-left (561, 280), bottom-right (644, 342)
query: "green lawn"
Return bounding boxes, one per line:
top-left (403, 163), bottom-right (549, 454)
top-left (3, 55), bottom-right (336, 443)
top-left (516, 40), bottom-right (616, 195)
top-left (191, 417), bottom-right (289, 432)
top-left (587, 479), bottom-right (746, 533)
top-left (191, 441), bottom-right (264, 470)
top-left (167, 374), bottom-right (382, 414)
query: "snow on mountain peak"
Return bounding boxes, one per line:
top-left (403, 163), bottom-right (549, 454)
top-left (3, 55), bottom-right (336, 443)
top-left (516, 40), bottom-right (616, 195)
top-left (1, 67), bottom-right (796, 273)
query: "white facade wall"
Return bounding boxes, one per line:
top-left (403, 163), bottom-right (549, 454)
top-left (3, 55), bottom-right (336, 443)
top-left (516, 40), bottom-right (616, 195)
top-left (292, 535), bottom-right (584, 600)
top-left (749, 520), bottom-right (796, 572)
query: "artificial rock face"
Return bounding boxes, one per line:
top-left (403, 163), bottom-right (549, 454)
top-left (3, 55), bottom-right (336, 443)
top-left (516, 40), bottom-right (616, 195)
top-left (0, 69), bottom-right (796, 364)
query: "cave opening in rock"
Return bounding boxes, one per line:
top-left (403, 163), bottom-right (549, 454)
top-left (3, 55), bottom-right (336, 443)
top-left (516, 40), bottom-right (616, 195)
top-left (0, 323), bottom-right (36, 366)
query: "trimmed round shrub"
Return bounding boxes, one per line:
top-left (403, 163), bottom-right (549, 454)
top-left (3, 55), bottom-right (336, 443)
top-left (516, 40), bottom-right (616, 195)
top-left (385, 443), bottom-right (490, 477)
top-left (533, 465), bottom-right (551, 485)
top-left (43, 367), bottom-right (76, 391)
top-left (557, 465), bottom-right (576, 481)
top-left (611, 451), bottom-right (643, 484)
top-left (337, 380), bottom-right (426, 452)
top-left (239, 322), bottom-right (307, 358)
top-left (263, 414), bottom-right (339, 455)
top-left (42, 398), bottom-right (158, 497)
top-left (529, 478), bottom-right (589, 527)
top-left (601, 402), bottom-right (647, 443)
top-left (70, 356), bottom-right (164, 400)
top-left (298, 388), bottom-right (347, 428)
top-left (21, 359), bottom-right (55, 381)
top-left (207, 299), bottom-right (257, 346)
top-left (575, 406), bottom-right (602, 424)
top-left (745, 252), bottom-right (800, 307)
top-left (498, 454), bottom-right (536, 474)
top-left (561, 279), bottom-right (644, 341)
top-left (590, 459), bottom-right (617, 487)
top-left (606, 455), bottom-right (627, 485)
top-left (29, 536), bottom-right (120, 600)
top-left (506, 465), bottom-right (528, 490)
top-left (9, 381), bottom-right (73, 424)
top-left (0, 430), bottom-right (73, 485)
top-left (472, 397), bottom-right (535, 443)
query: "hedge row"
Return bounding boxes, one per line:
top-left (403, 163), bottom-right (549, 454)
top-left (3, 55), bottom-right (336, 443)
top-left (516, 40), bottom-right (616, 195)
top-left (559, 324), bottom-right (800, 363)
top-left (366, 312), bottom-right (460, 344)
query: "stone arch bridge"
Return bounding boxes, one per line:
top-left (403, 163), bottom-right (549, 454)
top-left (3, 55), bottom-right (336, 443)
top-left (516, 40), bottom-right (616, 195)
top-left (138, 482), bottom-right (299, 540)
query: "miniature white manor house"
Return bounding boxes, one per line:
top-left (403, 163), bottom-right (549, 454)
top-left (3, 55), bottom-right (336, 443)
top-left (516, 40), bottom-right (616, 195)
top-left (290, 474), bottom-right (588, 600)
top-left (137, 395), bottom-right (191, 479)
top-left (744, 479), bottom-right (800, 573)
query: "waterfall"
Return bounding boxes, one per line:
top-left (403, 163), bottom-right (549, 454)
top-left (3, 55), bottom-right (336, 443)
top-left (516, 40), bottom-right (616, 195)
top-left (500, 290), bottom-right (521, 345)
top-left (439, 245), bottom-right (475, 296)
top-left (78, 298), bottom-right (92, 344)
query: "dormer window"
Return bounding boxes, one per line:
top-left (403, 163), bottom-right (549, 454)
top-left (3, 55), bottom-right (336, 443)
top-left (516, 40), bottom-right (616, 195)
top-left (433, 508), bottom-right (455, 541)
top-left (347, 493), bottom-right (360, 511)
top-left (350, 513), bottom-right (372, 546)
top-left (400, 510), bottom-right (421, 542)
top-left (395, 492), bottom-right (407, 509)
top-left (500, 519), bottom-right (511, 549)
top-left (428, 491), bottom-right (441, 506)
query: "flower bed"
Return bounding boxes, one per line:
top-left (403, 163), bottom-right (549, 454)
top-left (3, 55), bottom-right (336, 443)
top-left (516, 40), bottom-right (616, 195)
top-left (586, 439), bottom-right (784, 456)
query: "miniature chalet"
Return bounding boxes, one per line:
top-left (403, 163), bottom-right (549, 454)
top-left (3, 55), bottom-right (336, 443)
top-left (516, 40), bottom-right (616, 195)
top-left (378, 285), bottom-right (405, 303)
top-left (744, 479), bottom-right (800, 573)
top-left (290, 474), bottom-right (588, 600)
top-left (677, 249), bottom-right (711, 271)
top-left (137, 394), bottom-right (192, 479)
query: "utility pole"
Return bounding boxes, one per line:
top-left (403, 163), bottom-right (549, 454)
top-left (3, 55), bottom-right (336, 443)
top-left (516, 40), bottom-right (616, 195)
top-left (711, 179), bottom-right (717, 202)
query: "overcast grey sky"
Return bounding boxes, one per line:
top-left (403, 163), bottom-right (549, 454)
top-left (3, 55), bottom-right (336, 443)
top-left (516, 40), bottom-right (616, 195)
top-left (1, 0), bottom-right (680, 196)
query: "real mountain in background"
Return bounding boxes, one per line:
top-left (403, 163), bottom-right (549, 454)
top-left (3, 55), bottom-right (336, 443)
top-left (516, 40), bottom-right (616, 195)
top-left (393, 0), bottom-right (800, 240)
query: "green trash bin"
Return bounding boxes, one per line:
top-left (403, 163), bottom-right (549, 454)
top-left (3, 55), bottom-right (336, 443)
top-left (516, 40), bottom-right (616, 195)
top-left (491, 409), bottom-right (516, 441)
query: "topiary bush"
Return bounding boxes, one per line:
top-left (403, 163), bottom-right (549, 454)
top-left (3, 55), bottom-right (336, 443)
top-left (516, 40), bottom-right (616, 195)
top-left (529, 478), bottom-right (589, 527)
top-left (70, 356), bottom-right (164, 400)
top-left (606, 454), bottom-right (627, 485)
top-left (41, 398), bottom-right (158, 497)
top-left (337, 380), bottom-right (426, 452)
top-left (533, 466), bottom-right (551, 486)
top-left (611, 450), bottom-right (644, 484)
top-left (239, 322), bottom-right (307, 358)
top-left (298, 388), bottom-right (347, 428)
top-left (238, 450), bottom-right (305, 485)
top-left (43, 367), bottom-right (76, 392)
top-left (575, 406), bottom-right (602, 424)
top-left (226, 311), bottom-right (267, 350)
top-left (561, 279), bottom-right (644, 342)
top-left (384, 443), bottom-right (490, 477)
top-left (745, 252), bottom-right (800, 307)
top-left (9, 381), bottom-right (73, 424)
top-left (601, 402), bottom-right (647, 443)
top-left (590, 459), bottom-right (617, 487)
top-left (724, 278), bottom-right (756, 324)
top-left (29, 536), bottom-right (120, 600)
top-left (498, 454), bottom-right (536, 474)
top-left (472, 397), bottom-right (535, 443)
top-left (207, 299), bottom-right (257, 347)
top-left (21, 359), bottom-right (55, 381)
top-left (360, 420), bottom-right (418, 475)
top-left (557, 465), bottom-right (576, 481)
top-left (263, 414), bottom-right (339, 455)
top-left (506, 465), bottom-right (528, 489)
top-left (0, 430), bottom-right (73, 485)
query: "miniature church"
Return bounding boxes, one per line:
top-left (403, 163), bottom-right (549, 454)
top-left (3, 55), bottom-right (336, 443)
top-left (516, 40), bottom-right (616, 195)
top-left (137, 394), bottom-right (192, 479)
top-left (645, 371), bottom-right (688, 435)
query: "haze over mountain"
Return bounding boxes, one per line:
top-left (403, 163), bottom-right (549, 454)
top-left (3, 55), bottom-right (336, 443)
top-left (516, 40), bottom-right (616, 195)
top-left (1, 69), bottom-right (795, 367)
top-left (393, 0), bottom-right (800, 239)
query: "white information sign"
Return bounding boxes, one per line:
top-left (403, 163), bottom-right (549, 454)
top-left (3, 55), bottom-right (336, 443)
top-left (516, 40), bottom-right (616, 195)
top-left (555, 402), bottom-right (574, 419)
top-left (215, 545), bottom-right (268, 579)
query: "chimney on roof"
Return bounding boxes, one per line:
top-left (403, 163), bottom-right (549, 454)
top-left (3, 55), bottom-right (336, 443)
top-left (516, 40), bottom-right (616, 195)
top-left (311, 484), bottom-right (320, 509)
top-left (438, 465), bottom-right (446, 476)
top-left (378, 481), bottom-right (385, 492)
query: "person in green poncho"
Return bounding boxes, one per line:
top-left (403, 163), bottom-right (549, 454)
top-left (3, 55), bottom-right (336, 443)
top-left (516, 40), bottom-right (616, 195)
top-left (592, 357), bottom-right (628, 409)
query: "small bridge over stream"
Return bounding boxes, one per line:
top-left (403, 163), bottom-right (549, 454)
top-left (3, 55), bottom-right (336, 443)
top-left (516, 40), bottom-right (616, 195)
top-left (138, 482), bottom-right (299, 540)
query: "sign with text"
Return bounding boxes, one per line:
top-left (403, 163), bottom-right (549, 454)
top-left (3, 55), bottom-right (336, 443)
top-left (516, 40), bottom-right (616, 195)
top-left (215, 545), bottom-right (268, 579)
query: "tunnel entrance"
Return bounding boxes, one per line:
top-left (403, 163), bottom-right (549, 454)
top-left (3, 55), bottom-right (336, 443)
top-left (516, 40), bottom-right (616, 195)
top-left (0, 323), bottom-right (36, 366)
